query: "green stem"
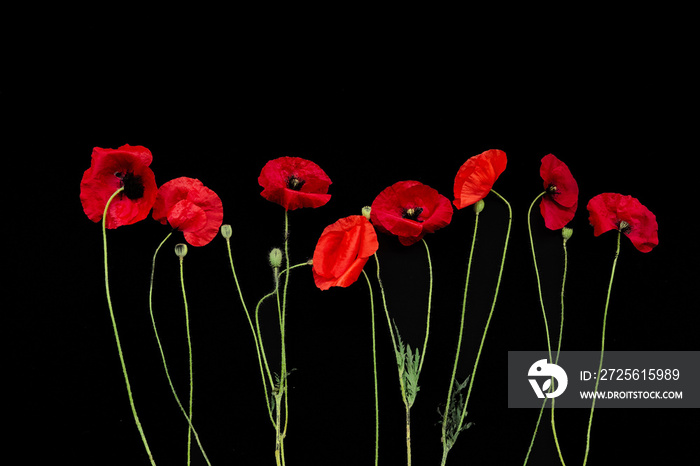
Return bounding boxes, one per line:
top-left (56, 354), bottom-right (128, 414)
top-left (441, 190), bottom-right (512, 466)
top-left (440, 204), bottom-right (480, 464)
top-left (583, 229), bottom-right (621, 466)
top-left (101, 187), bottom-right (157, 466)
top-left (373, 253), bottom-right (399, 357)
top-left (148, 233), bottom-right (212, 465)
top-left (417, 238), bottom-right (433, 378)
top-left (362, 269), bottom-right (380, 466)
top-left (456, 190), bottom-right (511, 431)
top-left (224, 234), bottom-right (273, 422)
top-left (551, 236), bottom-right (569, 466)
top-left (527, 191), bottom-right (553, 362)
top-left (254, 263), bottom-right (309, 426)
top-left (275, 210), bottom-right (291, 466)
top-left (178, 253), bottom-right (194, 466)
top-left (523, 191), bottom-right (552, 466)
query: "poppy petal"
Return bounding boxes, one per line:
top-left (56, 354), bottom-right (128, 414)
top-left (453, 149), bottom-right (507, 209)
top-left (587, 193), bottom-right (658, 253)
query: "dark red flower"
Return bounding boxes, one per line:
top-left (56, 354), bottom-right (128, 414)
top-left (312, 215), bottom-right (379, 290)
top-left (539, 154), bottom-right (578, 229)
top-left (453, 149), bottom-right (507, 209)
top-left (370, 180), bottom-right (453, 246)
top-left (587, 193), bottom-right (658, 253)
top-left (258, 157), bottom-right (332, 210)
top-left (152, 177), bottom-right (224, 247)
top-left (80, 144), bottom-right (158, 229)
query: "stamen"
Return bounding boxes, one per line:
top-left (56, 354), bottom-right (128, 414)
top-left (402, 206), bottom-right (424, 221)
top-left (286, 174), bottom-right (305, 191)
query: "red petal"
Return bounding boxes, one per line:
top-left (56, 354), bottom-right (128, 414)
top-left (258, 157), bottom-right (332, 210)
top-left (80, 145), bottom-right (157, 228)
top-left (370, 180), bottom-right (452, 245)
top-left (312, 216), bottom-right (378, 290)
top-left (153, 177), bottom-right (223, 246)
top-left (540, 154), bottom-right (578, 209)
top-left (587, 193), bottom-right (658, 253)
top-left (453, 149), bottom-right (507, 209)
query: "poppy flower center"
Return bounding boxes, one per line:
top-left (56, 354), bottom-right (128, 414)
top-left (402, 206), bottom-right (424, 221)
top-left (547, 184), bottom-right (558, 195)
top-left (115, 171), bottom-right (145, 200)
top-left (286, 174), bottom-right (306, 191)
top-left (618, 220), bottom-right (631, 234)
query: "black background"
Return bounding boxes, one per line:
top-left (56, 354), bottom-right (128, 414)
top-left (7, 10), bottom-right (697, 466)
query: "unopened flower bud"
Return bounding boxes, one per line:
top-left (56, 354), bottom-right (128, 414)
top-left (221, 224), bottom-right (232, 240)
top-left (269, 248), bottom-right (283, 268)
top-left (362, 206), bottom-right (372, 220)
top-left (175, 243), bottom-right (188, 259)
top-left (562, 227), bottom-right (573, 242)
top-left (473, 199), bottom-right (485, 214)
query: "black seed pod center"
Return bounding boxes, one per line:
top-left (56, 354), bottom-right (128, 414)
top-left (116, 171), bottom-right (145, 200)
top-left (402, 206), bottom-right (424, 221)
top-left (286, 174), bottom-right (305, 191)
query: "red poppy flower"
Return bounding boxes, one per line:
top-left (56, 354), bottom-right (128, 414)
top-left (587, 193), bottom-right (658, 253)
top-left (312, 215), bottom-right (379, 290)
top-left (370, 180), bottom-right (453, 246)
top-left (152, 177), bottom-right (224, 247)
top-left (80, 144), bottom-right (158, 229)
top-left (453, 149), bottom-right (507, 209)
top-left (539, 154), bottom-right (578, 229)
top-left (258, 156), bottom-right (332, 210)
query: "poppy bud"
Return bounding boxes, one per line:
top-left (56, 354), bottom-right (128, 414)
top-left (221, 224), bottom-right (232, 240)
top-left (473, 199), bottom-right (485, 214)
top-left (562, 227), bottom-right (573, 242)
top-left (269, 248), bottom-right (283, 268)
top-left (175, 243), bottom-right (188, 259)
top-left (362, 206), bottom-right (371, 220)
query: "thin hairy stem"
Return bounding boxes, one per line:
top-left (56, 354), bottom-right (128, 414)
top-left (456, 190), bottom-right (511, 431)
top-left (523, 191), bottom-right (552, 465)
top-left (101, 187), bottom-right (157, 466)
top-left (551, 236), bottom-right (569, 466)
top-left (417, 238), bottom-right (433, 378)
top-left (178, 253), bottom-right (194, 466)
top-left (362, 269), bottom-right (380, 466)
top-left (149, 233), bottom-right (212, 465)
top-left (440, 205), bottom-right (480, 465)
top-left (583, 229), bottom-right (621, 465)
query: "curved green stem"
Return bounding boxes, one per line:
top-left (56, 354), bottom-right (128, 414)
top-left (456, 190), bottom-right (511, 430)
top-left (442, 190), bottom-right (512, 466)
top-left (527, 191), bottom-right (553, 362)
top-left (417, 238), bottom-right (433, 378)
top-left (373, 239), bottom-right (434, 466)
top-left (373, 253), bottom-right (399, 356)
top-left (523, 191), bottom-right (553, 466)
top-left (362, 269), bottom-right (380, 466)
top-left (274, 210), bottom-right (291, 466)
top-left (440, 204), bottom-right (480, 465)
top-left (149, 233), bottom-right (212, 465)
top-left (101, 187), bottom-right (157, 466)
top-left (224, 233), bottom-right (274, 424)
top-left (254, 263), bottom-right (310, 426)
top-left (583, 229), bottom-right (621, 466)
top-left (551, 236), bottom-right (569, 466)
top-left (178, 253), bottom-right (194, 466)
